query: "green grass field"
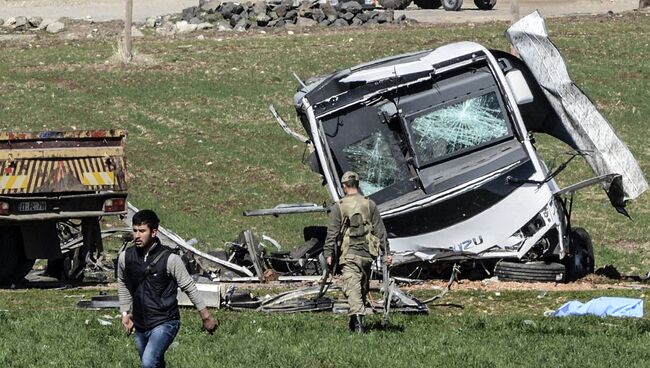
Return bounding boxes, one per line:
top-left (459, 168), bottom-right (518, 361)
top-left (2, 13), bottom-right (650, 367)
top-left (2, 287), bottom-right (650, 367)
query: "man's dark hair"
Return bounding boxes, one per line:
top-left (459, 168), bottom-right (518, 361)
top-left (343, 179), bottom-right (359, 188)
top-left (132, 209), bottom-right (160, 230)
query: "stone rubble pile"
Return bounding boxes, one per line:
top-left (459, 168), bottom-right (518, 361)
top-left (0, 17), bottom-right (66, 33)
top-left (147, 0), bottom-right (410, 34)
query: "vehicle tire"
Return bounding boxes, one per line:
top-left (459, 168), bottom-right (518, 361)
top-left (564, 227), bottom-right (595, 281)
top-left (442, 0), bottom-right (463, 11)
top-left (495, 261), bottom-right (566, 282)
top-left (0, 227), bottom-right (35, 286)
top-left (473, 0), bottom-right (496, 10)
top-left (378, 0), bottom-right (413, 10)
top-left (13, 259), bottom-right (36, 284)
top-left (414, 0), bottom-right (442, 9)
top-left (62, 247), bottom-right (86, 281)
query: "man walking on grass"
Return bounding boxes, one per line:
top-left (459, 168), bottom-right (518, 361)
top-left (118, 209), bottom-right (217, 368)
top-left (324, 171), bottom-right (392, 333)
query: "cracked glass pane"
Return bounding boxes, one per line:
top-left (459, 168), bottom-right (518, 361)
top-left (343, 131), bottom-right (408, 195)
top-left (411, 91), bottom-right (509, 164)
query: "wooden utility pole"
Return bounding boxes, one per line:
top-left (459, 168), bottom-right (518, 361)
top-left (123, 0), bottom-right (133, 62)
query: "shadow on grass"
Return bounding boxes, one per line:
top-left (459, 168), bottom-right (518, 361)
top-left (365, 320), bottom-right (406, 333)
top-left (430, 303), bottom-right (465, 309)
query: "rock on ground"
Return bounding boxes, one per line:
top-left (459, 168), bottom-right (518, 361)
top-left (156, 21), bottom-right (176, 36)
top-left (13, 16), bottom-right (28, 30)
top-left (196, 22), bottom-right (214, 30)
top-left (175, 20), bottom-right (198, 33)
top-left (28, 17), bottom-right (43, 27)
top-left (4, 18), bottom-right (16, 27)
top-left (296, 16), bottom-right (317, 26)
top-left (46, 21), bottom-right (65, 33)
top-left (200, 0), bottom-right (223, 12)
top-left (215, 20), bottom-right (232, 31)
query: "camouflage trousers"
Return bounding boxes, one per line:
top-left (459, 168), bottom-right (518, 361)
top-left (341, 254), bottom-right (373, 316)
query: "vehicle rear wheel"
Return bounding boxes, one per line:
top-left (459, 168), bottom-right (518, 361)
top-left (564, 227), bottom-right (595, 281)
top-left (62, 247), bottom-right (86, 280)
top-left (414, 0), bottom-right (442, 9)
top-left (378, 0), bottom-right (413, 10)
top-left (473, 0), bottom-right (496, 10)
top-left (0, 227), bottom-right (35, 286)
top-left (495, 261), bottom-right (566, 282)
top-left (442, 0), bottom-right (463, 11)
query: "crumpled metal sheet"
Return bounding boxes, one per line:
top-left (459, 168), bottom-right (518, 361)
top-left (76, 295), bottom-right (120, 310)
top-left (506, 11), bottom-right (648, 207)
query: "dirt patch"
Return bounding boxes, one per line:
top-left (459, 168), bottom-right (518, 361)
top-left (401, 274), bottom-right (634, 293)
top-left (611, 239), bottom-right (644, 253)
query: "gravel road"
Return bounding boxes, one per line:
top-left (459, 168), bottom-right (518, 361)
top-left (0, 0), bottom-right (641, 22)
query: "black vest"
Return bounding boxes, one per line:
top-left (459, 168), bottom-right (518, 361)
top-left (124, 240), bottom-right (180, 331)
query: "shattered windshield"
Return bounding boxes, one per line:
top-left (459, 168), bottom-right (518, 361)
top-left (410, 91), bottom-right (510, 165)
top-left (342, 130), bottom-right (408, 195)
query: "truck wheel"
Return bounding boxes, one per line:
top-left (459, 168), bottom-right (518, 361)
top-left (564, 227), bottom-right (595, 281)
top-left (495, 261), bottom-right (566, 282)
top-left (473, 0), bottom-right (496, 10)
top-left (414, 0), bottom-right (442, 9)
top-left (0, 227), bottom-right (35, 286)
top-left (442, 0), bottom-right (462, 11)
top-left (62, 247), bottom-right (86, 281)
top-left (378, 0), bottom-right (413, 10)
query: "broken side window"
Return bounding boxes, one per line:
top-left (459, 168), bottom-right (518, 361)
top-left (410, 91), bottom-right (510, 165)
top-left (342, 130), bottom-right (408, 196)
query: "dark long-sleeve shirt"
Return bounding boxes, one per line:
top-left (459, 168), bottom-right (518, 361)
top-left (324, 194), bottom-right (389, 259)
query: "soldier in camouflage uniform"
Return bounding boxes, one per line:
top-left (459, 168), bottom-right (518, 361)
top-left (324, 171), bottom-right (391, 333)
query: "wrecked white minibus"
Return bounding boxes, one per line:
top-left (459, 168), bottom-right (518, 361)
top-left (258, 12), bottom-right (647, 282)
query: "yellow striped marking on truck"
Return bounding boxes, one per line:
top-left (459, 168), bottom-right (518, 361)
top-left (0, 175), bottom-right (28, 190)
top-left (0, 157), bottom-right (124, 194)
top-left (81, 172), bottom-right (115, 186)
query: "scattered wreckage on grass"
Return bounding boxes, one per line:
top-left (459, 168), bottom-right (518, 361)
top-left (75, 203), bottom-right (443, 314)
top-left (251, 11), bottom-right (648, 283)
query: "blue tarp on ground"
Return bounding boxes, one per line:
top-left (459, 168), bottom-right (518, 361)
top-left (552, 297), bottom-right (643, 318)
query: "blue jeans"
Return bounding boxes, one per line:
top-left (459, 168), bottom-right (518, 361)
top-left (134, 320), bottom-right (180, 368)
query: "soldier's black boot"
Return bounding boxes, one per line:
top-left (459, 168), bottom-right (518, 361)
top-left (348, 316), bottom-right (356, 332)
top-left (354, 314), bottom-right (364, 334)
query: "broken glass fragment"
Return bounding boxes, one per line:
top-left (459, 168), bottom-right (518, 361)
top-left (411, 92), bottom-right (509, 164)
top-left (343, 130), bottom-right (408, 195)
